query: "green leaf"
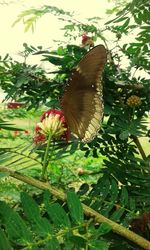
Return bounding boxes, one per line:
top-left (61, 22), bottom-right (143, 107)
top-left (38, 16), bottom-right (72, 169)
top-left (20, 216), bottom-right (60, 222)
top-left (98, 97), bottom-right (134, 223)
top-left (121, 18), bottom-right (130, 30)
top-left (65, 235), bottom-right (86, 248)
top-left (67, 191), bottom-right (84, 224)
top-left (0, 228), bottom-right (12, 250)
top-left (89, 240), bottom-right (108, 250)
top-left (21, 192), bottom-right (41, 221)
top-left (36, 217), bottom-right (53, 236)
top-left (114, 16), bottom-right (128, 23)
top-left (43, 55), bottom-right (64, 65)
top-left (46, 203), bottom-right (71, 228)
top-left (110, 179), bottom-right (118, 202)
top-left (134, 14), bottom-right (142, 25)
top-left (119, 130), bottom-right (129, 140)
top-left (37, 45), bottom-right (42, 50)
top-left (16, 76), bottom-right (29, 87)
top-left (129, 197), bottom-right (136, 211)
top-left (0, 172), bottom-right (10, 178)
top-left (70, 141), bottom-right (78, 154)
top-left (120, 186), bottom-right (128, 206)
top-left (0, 201), bottom-right (32, 244)
top-left (3, 62), bottom-right (10, 68)
top-left (111, 207), bottom-right (125, 221)
top-left (97, 223), bottom-right (112, 236)
top-left (57, 46), bottom-right (64, 56)
top-left (78, 183), bottom-right (89, 195)
top-left (45, 238), bottom-right (61, 250)
top-left (92, 176), bottom-right (110, 199)
top-left (101, 203), bottom-right (115, 217)
top-left (3, 53), bottom-right (9, 61)
top-left (21, 192), bottom-right (52, 236)
top-left (105, 16), bottom-right (118, 25)
top-left (43, 190), bottom-right (52, 208)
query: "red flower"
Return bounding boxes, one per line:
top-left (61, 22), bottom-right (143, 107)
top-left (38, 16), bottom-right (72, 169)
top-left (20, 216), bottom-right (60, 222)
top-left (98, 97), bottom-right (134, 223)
top-left (81, 33), bottom-right (94, 48)
top-left (33, 109), bottom-right (69, 144)
top-left (82, 33), bottom-right (90, 44)
top-left (34, 125), bottom-right (46, 144)
top-left (13, 130), bottom-right (20, 136)
top-left (24, 129), bottom-right (30, 134)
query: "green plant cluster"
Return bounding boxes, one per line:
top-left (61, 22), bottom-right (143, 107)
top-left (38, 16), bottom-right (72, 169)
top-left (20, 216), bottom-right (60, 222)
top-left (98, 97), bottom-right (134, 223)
top-left (0, 191), bottom-right (110, 250)
top-left (0, 0), bottom-right (150, 249)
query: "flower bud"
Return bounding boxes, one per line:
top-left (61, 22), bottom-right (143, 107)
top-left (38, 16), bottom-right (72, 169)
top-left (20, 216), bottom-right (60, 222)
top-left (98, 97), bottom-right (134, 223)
top-left (82, 33), bottom-right (94, 48)
top-left (127, 95), bottom-right (141, 107)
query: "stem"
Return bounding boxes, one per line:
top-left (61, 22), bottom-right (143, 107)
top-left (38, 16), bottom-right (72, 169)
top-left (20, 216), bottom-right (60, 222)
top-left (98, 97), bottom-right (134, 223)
top-left (115, 82), bottom-right (150, 91)
top-left (0, 167), bottom-right (150, 250)
top-left (41, 134), bottom-right (52, 180)
top-left (131, 135), bottom-right (147, 160)
top-left (23, 221), bottom-right (88, 249)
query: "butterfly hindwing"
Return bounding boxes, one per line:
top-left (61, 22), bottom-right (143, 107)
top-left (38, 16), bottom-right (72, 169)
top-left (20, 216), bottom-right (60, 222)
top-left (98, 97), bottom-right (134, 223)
top-left (62, 45), bottom-right (107, 142)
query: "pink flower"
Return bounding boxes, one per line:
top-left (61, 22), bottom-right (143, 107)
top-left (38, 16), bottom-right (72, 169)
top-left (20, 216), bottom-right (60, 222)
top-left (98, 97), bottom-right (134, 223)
top-left (34, 109), bottom-right (69, 144)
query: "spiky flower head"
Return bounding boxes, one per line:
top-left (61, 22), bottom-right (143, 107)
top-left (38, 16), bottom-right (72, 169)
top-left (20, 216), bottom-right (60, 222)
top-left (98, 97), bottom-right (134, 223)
top-left (34, 109), bottom-right (69, 144)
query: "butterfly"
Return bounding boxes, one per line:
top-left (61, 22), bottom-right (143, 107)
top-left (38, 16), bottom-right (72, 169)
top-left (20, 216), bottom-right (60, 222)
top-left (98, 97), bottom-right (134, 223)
top-left (61, 45), bottom-right (107, 143)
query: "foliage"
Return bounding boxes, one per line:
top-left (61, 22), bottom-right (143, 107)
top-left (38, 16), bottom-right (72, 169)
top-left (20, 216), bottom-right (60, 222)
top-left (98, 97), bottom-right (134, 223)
top-left (0, 117), bottom-right (22, 131)
top-left (105, 0), bottom-right (150, 75)
top-left (0, 191), bottom-right (110, 250)
top-left (0, 0), bottom-right (150, 249)
top-left (0, 52), bottom-right (59, 109)
top-left (0, 106), bottom-right (44, 120)
top-left (12, 5), bottom-right (73, 32)
top-left (0, 45), bottom-right (87, 110)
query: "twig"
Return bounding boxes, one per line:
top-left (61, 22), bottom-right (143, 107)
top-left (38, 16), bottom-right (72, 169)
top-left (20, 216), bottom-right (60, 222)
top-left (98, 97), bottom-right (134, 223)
top-left (131, 135), bottom-right (147, 160)
top-left (116, 82), bottom-right (145, 90)
top-left (0, 167), bottom-right (150, 250)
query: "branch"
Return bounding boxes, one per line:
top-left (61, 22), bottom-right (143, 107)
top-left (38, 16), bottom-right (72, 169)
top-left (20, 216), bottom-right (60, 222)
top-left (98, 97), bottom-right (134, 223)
top-left (131, 135), bottom-right (147, 160)
top-left (116, 82), bottom-right (150, 91)
top-left (116, 82), bottom-right (142, 89)
top-left (131, 135), bottom-right (150, 168)
top-left (0, 167), bottom-right (150, 250)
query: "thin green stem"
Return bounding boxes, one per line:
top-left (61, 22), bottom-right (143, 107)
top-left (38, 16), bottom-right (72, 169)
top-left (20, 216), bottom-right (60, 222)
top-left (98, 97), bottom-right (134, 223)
top-left (41, 134), bottom-right (52, 180)
top-left (22, 222), bottom-right (88, 249)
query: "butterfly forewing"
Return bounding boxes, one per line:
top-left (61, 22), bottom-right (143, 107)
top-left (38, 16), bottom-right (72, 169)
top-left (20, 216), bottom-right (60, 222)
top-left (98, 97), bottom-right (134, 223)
top-left (62, 45), bottom-right (107, 142)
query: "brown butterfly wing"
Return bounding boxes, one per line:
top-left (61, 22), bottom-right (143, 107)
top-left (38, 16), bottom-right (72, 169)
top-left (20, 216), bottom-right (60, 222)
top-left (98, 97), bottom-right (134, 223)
top-left (61, 45), bottom-right (107, 142)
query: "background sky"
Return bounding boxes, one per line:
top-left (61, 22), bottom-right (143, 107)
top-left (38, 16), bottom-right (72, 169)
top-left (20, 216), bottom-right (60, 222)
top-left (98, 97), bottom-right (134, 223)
top-left (0, 0), bottom-right (114, 57)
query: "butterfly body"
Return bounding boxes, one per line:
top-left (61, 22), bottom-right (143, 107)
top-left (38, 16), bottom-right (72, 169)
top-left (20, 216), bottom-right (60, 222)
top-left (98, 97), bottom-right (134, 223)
top-left (61, 45), bottom-right (107, 142)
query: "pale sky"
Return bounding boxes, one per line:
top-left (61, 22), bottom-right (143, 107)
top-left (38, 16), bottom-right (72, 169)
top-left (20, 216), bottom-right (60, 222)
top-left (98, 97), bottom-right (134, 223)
top-left (0, 0), bottom-right (113, 57)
